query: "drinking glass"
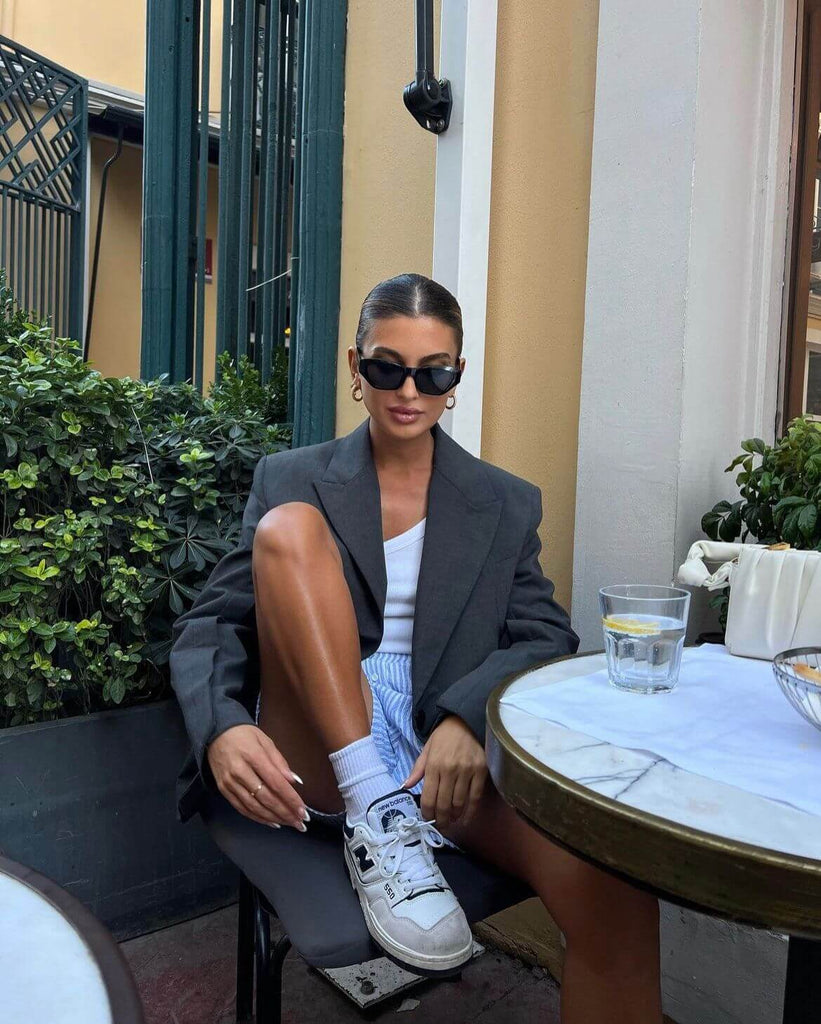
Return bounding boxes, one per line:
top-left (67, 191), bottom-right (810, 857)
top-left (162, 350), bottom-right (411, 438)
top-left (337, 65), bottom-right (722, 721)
top-left (599, 585), bottom-right (691, 693)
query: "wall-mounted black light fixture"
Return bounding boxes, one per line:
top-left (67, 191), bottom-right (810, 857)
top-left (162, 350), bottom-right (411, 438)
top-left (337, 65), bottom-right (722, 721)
top-left (403, 0), bottom-right (452, 134)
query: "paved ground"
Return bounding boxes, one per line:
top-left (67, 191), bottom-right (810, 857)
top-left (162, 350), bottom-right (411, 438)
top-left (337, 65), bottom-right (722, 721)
top-left (120, 904), bottom-right (562, 1024)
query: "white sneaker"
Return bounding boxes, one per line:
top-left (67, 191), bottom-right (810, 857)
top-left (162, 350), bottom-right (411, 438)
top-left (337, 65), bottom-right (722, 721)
top-left (342, 789), bottom-right (473, 975)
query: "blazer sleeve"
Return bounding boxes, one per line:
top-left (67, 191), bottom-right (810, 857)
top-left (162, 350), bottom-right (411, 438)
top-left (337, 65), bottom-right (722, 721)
top-left (431, 485), bottom-right (579, 743)
top-left (169, 455), bottom-right (269, 778)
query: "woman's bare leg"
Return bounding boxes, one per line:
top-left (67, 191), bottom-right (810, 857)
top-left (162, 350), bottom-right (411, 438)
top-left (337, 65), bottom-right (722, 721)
top-left (252, 501), bottom-right (374, 814)
top-left (442, 784), bottom-right (662, 1024)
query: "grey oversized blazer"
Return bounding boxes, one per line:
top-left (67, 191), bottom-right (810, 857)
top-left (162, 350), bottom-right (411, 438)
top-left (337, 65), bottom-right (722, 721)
top-left (169, 417), bottom-right (579, 821)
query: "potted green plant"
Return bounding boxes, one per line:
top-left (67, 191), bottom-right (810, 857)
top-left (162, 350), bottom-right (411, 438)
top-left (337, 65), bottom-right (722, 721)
top-left (699, 417), bottom-right (821, 630)
top-left (0, 275), bottom-right (291, 937)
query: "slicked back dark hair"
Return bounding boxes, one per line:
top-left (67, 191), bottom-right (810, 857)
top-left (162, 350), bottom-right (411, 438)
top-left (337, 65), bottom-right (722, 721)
top-left (355, 273), bottom-right (463, 358)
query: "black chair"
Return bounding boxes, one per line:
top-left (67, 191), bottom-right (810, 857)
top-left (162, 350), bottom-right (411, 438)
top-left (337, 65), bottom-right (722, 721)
top-left (202, 794), bottom-right (532, 1024)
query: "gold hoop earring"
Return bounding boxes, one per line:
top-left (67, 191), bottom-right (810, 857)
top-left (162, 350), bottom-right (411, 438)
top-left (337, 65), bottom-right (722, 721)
top-left (351, 378), bottom-right (363, 403)
top-left (445, 394), bottom-right (456, 410)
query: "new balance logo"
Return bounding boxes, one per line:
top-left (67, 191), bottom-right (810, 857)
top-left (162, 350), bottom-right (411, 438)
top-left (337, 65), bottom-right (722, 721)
top-left (353, 845), bottom-right (375, 874)
top-left (381, 808), bottom-right (405, 831)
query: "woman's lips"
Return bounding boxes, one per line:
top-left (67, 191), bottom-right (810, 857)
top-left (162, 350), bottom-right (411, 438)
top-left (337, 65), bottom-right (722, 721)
top-left (388, 407), bottom-right (422, 422)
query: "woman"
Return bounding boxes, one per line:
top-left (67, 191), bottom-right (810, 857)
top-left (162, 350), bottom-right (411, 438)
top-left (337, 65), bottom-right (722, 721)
top-left (169, 274), bottom-right (662, 1022)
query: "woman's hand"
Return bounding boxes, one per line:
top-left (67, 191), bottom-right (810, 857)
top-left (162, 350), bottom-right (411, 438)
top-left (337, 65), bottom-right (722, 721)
top-left (401, 715), bottom-right (488, 829)
top-left (206, 724), bottom-right (308, 830)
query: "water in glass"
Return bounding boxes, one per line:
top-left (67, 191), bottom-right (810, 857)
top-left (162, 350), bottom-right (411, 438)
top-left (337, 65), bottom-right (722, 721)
top-left (599, 585), bottom-right (691, 694)
top-left (603, 614), bottom-right (686, 693)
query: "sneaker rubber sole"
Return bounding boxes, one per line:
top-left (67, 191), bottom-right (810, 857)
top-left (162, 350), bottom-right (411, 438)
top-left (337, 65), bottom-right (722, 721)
top-left (343, 844), bottom-right (474, 977)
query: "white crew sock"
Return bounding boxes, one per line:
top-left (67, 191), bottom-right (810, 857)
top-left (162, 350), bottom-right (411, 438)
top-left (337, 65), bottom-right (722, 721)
top-left (329, 734), bottom-right (398, 824)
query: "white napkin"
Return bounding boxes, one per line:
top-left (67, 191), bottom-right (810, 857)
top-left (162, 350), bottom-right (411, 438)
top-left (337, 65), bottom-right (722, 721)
top-left (500, 645), bottom-right (821, 819)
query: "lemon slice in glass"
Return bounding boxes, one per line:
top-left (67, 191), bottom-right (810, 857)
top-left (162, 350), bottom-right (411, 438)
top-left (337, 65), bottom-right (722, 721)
top-left (602, 616), bottom-right (662, 636)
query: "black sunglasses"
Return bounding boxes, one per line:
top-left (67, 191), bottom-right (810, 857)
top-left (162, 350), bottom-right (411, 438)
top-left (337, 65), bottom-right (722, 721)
top-left (355, 344), bottom-right (461, 396)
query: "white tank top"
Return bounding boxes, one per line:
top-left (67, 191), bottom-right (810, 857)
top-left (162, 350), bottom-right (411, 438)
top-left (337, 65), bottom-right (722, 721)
top-left (376, 517), bottom-right (426, 654)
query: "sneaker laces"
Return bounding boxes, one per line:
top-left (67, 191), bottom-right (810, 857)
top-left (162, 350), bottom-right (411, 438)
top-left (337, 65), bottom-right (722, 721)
top-left (371, 817), bottom-right (446, 892)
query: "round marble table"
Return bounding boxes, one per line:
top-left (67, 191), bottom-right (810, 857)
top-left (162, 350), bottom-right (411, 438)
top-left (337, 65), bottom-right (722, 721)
top-left (0, 855), bottom-right (145, 1024)
top-left (486, 652), bottom-right (821, 1024)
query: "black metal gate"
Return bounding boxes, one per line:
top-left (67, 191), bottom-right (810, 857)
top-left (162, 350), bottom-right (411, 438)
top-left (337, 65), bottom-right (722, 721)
top-left (0, 37), bottom-right (87, 340)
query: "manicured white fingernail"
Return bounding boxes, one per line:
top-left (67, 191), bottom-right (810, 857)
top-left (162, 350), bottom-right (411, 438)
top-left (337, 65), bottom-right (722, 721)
top-left (291, 772), bottom-right (304, 785)
top-left (268, 822), bottom-right (281, 829)
top-left (296, 822), bottom-right (308, 833)
top-left (302, 808), bottom-right (311, 823)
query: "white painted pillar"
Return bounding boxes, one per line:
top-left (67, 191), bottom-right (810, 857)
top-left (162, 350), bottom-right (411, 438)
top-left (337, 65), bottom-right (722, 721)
top-left (432, 0), bottom-right (498, 455)
top-left (573, 3), bottom-right (796, 1023)
top-left (573, 0), bottom-right (794, 649)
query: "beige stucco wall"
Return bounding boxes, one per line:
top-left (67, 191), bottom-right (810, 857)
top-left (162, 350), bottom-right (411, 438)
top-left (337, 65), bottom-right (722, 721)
top-left (3, 0), bottom-right (147, 94)
top-left (482, 1), bottom-right (599, 609)
top-left (335, 0), bottom-right (439, 437)
top-left (5, 0), bottom-right (225, 113)
top-left (86, 139), bottom-right (143, 378)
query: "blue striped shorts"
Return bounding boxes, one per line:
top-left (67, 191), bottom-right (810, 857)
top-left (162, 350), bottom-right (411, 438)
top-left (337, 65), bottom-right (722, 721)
top-left (363, 650), bottom-right (425, 798)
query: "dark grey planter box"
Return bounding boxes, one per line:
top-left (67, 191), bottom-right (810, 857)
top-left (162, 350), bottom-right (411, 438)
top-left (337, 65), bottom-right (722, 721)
top-left (0, 699), bottom-right (236, 940)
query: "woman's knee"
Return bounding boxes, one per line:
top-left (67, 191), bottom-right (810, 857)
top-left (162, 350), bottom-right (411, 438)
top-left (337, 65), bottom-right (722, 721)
top-left (253, 501), bottom-right (341, 566)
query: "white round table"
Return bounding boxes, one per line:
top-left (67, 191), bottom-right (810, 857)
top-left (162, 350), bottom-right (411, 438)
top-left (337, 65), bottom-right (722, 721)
top-left (0, 856), bottom-right (144, 1024)
top-left (486, 652), bottom-right (821, 1024)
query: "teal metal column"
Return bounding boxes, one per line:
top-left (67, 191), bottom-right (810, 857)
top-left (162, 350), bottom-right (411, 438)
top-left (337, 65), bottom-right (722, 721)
top-left (193, 0), bottom-right (212, 391)
top-left (141, 0), bottom-right (199, 381)
top-left (291, 0), bottom-right (348, 447)
top-left (216, 0), bottom-right (254, 365)
top-left (287, 0), bottom-right (305, 424)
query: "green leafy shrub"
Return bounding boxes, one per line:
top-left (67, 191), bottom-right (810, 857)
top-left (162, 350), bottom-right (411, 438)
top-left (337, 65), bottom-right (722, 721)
top-left (699, 417), bottom-right (821, 626)
top-left (0, 275), bottom-right (291, 726)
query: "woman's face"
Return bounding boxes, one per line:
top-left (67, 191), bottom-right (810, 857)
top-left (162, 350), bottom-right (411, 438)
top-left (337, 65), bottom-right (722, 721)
top-left (349, 316), bottom-right (465, 439)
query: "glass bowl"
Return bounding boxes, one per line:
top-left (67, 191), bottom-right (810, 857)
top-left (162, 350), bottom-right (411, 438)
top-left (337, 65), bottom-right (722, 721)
top-left (772, 648), bottom-right (821, 733)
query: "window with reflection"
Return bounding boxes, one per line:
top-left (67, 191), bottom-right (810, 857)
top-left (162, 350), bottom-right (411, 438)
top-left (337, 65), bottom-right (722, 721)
top-left (786, 3), bottom-right (821, 421)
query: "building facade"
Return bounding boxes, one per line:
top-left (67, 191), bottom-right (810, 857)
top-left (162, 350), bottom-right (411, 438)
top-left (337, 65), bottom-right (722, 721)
top-left (6, 1), bottom-right (816, 1020)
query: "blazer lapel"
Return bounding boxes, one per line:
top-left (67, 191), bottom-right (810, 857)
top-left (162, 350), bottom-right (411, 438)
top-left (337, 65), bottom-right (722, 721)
top-left (315, 419), bottom-right (387, 621)
top-left (314, 417), bottom-right (502, 696)
top-left (412, 424), bottom-right (502, 700)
